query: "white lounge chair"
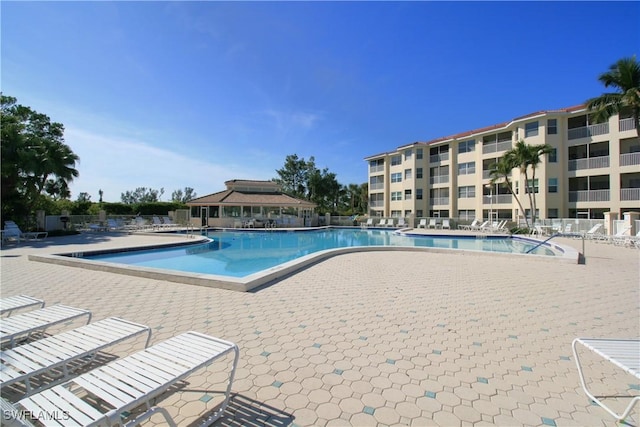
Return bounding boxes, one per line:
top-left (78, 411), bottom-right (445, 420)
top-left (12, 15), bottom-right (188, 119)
top-left (472, 220), bottom-right (489, 231)
top-left (0, 305), bottom-right (92, 348)
top-left (14, 331), bottom-right (239, 427)
top-left (459, 219), bottom-right (479, 231)
top-left (611, 226), bottom-right (632, 246)
top-left (427, 218), bottom-right (437, 229)
top-left (442, 219), bottom-right (450, 230)
top-left (385, 218), bottom-right (395, 227)
top-left (163, 216), bottom-right (178, 228)
top-left (582, 223), bottom-right (603, 239)
top-left (3, 221), bottom-right (48, 242)
top-left (364, 218), bottom-right (374, 228)
top-left (417, 219), bottom-right (428, 229)
top-left (377, 219), bottom-right (387, 227)
top-left (0, 295), bottom-right (44, 317)
top-left (572, 338), bottom-right (640, 421)
top-left (396, 218), bottom-right (407, 228)
top-left (1, 317), bottom-right (151, 398)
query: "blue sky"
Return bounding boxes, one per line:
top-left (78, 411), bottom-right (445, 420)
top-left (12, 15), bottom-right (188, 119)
top-left (2, 1), bottom-right (639, 202)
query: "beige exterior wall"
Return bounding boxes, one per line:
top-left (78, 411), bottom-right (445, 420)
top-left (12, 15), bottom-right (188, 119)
top-left (365, 108), bottom-right (640, 222)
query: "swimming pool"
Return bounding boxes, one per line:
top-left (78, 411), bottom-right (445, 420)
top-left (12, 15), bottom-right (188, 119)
top-left (84, 228), bottom-right (556, 276)
top-left (31, 228), bottom-right (577, 292)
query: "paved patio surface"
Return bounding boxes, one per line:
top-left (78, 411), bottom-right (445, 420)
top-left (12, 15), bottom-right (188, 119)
top-left (1, 231), bottom-right (638, 426)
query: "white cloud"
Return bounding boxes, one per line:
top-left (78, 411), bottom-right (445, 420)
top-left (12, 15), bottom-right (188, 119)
top-left (65, 127), bottom-right (273, 202)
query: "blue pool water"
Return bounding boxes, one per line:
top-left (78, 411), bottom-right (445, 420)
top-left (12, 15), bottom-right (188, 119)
top-left (84, 229), bottom-right (556, 278)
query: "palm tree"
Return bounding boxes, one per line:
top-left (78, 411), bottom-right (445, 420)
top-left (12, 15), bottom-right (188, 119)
top-left (489, 156), bottom-right (529, 228)
top-left (505, 140), bottom-right (552, 226)
top-left (586, 55), bottom-right (640, 135)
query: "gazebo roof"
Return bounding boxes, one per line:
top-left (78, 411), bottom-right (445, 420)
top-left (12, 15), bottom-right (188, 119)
top-left (187, 180), bottom-right (316, 208)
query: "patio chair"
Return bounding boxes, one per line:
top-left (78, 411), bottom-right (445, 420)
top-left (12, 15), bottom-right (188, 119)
top-left (0, 295), bottom-right (44, 317)
top-left (611, 226), bottom-right (632, 246)
top-left (442, 219), bottom-right (451, 230)
top-left (396, 218), bottom-right (407, 228)
top-left (582, 223), bottom-right (603, 240)
top-left (417, 219), bottom-right (428, 229)
top-left (572, 338), bottom-right (640, 421)
top-left (0, 305), bottom-right (92, 348)
top-left (364, 218), bottom-right (374, 228)
top-left (14, 331), bottom-right (239, 427)
top-left (163, 216), bottom-right (178, 228)
top-left (472, 220), bottom-right (489, 231)
top-left (3, 221), bottom-right (47, 242)
top-left (385, 218), bottom-right (395, 227)
top-left (459, 219), bottom-right (479, 231)
top-left (377, 218), bottom-right (387, 227)
top-left (1, 317), bottom-right (151, 398)
top-left (427, 218), bottom-right (437, 229)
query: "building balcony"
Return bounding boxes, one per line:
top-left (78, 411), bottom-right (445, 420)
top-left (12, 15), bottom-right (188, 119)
top-left (568, 156), bottom-right (610, 171)
top-left (482, 140), bottom-right (512, 154)
top-left (567, 122), bottom-right (609, 140)
top-left (620, 188), bottom-right (640, 201)
top-left (369, 200), bottom-right (384, 207)
top-left (429, 197), bottom-right (450, 206)
top-left (369, 182), bottom-right (384, 191)
top-left (568, 189), bottom-right (610, 202)
top-left (619, 117), bottom-right (636, 132)
top-left (484, 194), bottom-right (513, 204)
top-left (429, 175), bottom-right (449, 185)
top-left (429, 153), bottom-right (449, 163)
top-left (620, 152), bottom-right (640, 166)
top-left (369, 165), bottom-right (384, 173)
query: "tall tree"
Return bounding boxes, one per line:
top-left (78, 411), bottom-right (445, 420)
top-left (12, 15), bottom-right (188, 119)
top-left (505, 140), bottom-right (552, 226)
top-left (121, 187), bottom-right (164, 204)
top-left (274, 154), bottom-right (314, 199)
top-left (586, 55), bottom-right (640, 135)
top-left (1, 95), bottom-right (79, 223)
top-left (489, 156), bottom-right (528, 228)
top-left (171, 187), bottom-right (197, 203)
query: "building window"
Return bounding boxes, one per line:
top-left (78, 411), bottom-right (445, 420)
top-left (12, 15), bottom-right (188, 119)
top-left (404, 149), bottom-right (412, 161)
top-left (548, 208), bottom-right (558, 218)
top-left (417, 210), bottom-right (424, 217)
top-left (391, 173), bottom-right (402, 183)
top-left (416, 168), bottom-right (423, 179)
top-left (391, 191), bottom-right (402, 201)
top-left (458, 139), bottom-right (476, 153)
top-left (391, 155), bottom-right (402, 166)
top-left (547, 119), bottom-right (557, 135)
top-left (458, 162), bottom-right (476, 175)
top-left (548, 148), bottom-right (557, 163)
top-left (458, 186), bottom-right (476, 198)
top-left (391, 210), bottom-right (402, 217)
top-left (525, 121), bottom-right (539, 138)
top-left (416, 148), bottom-right (423, 160)
top-left (404, 189), bottom-right (412, 200)
top-left (404, 169), bottom-right (412, 179)
top-left (458, 210), bottom-right (475, 220)
top-left (525, 179), bottom-right (539, 194)
top-left (548, 178), bottom-right (558, 193)
top-left (416, 188), bottom-right (423, 200)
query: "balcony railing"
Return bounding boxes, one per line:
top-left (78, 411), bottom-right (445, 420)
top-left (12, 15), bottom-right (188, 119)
top-left (568, 189), bottom-right (610, 202)
top-left (369, 182), bottom-right (384, 191)
top-left (482, 140), bottom-right (512, 154)
top-left (369, 165), bottom-right (384, 173)
top-left (567, 122), bottom-right (609, 140)
top-left (429, 197), bottom-right (450, 206)
top-left (429, 153), bottom-right (449, 163)
top-left (568, 156), bottom-right (610, 171)
top-left (620, 188), bottom-right (640, 201)
top-left (429, 175), bottom-right (449, 185)
top-left (619, 117), bottom-right (636, 132)
top-left (620, 152), bottom-right (640, 166)
top-left (369, 200), bottom-right (384, 207)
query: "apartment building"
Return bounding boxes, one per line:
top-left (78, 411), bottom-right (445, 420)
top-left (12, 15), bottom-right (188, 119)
top-left (365, 105), bottom-right (640, 222)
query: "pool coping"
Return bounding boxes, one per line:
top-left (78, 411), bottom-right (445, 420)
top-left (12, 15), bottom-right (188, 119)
top-left (28, 228), bottom-right (580, 292)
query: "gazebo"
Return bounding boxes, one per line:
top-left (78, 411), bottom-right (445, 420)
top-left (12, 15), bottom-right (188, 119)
top-left (187, 179), bottom-right (317, 228)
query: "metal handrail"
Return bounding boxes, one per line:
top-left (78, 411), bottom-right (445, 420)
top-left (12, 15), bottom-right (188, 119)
top-left (526, 232), bottom-right (586, 263)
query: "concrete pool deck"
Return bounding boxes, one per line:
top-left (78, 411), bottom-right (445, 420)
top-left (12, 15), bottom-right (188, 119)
top-left (0, 231), bottom-right (638, 426)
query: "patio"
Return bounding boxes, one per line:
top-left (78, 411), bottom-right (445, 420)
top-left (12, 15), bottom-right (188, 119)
top-left (0, 232), bottom-right (638, 426)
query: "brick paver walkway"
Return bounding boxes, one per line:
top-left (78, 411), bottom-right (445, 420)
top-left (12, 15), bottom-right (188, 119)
top-left (1, 231), bottom-right (638, 426)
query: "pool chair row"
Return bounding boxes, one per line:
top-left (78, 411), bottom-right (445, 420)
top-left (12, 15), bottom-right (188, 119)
top-left (1, 221), bottom-right (48, 244)
top-left (1, 309), bottom-right (239, 426)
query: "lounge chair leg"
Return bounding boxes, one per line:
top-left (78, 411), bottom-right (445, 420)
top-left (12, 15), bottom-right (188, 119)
top-left (572, 339), bottom-right (640, 421)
